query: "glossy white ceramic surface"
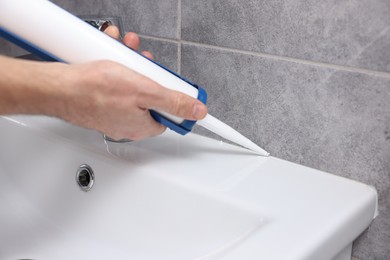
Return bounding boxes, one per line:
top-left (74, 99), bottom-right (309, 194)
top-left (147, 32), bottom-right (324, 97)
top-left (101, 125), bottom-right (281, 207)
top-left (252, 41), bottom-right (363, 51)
top-left (0, 116), bottom-right (377, 260)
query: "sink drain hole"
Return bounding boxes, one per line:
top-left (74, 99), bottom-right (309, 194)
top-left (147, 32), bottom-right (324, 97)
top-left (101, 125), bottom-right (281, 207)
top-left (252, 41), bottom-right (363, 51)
top-left (76, 164), bottom-right (94, 192)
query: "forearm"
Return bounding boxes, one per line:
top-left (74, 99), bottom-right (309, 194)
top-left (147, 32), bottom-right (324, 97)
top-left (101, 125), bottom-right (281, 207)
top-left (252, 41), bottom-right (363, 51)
top-left (0, 55), bottom-right (68, 116)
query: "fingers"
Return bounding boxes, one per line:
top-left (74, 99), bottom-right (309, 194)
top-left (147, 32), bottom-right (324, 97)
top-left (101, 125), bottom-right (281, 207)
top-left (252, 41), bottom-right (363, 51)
top-left (108, 115), bottom-right (167, 141)
top-left (138, 115), bottom-right (167, 139)
top-left (103, 27), bottom-right (140, 51)
top-left (122, 33), bottom-right (154, 60)
top-left (122, 31), bottom-right (140, 51)
top-left (103, 29), bottom-right (154, 60)
top-left (99, 28), bottom-right (199, 138)
top-left (141, 51), bottom-right (154, 60)
top-left (104, 25), bottom-right (120, 39)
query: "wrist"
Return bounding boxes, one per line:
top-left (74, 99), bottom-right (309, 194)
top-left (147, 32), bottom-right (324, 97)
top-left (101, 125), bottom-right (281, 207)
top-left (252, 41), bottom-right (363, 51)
top-left (0, 56), bottom-right (71, 117)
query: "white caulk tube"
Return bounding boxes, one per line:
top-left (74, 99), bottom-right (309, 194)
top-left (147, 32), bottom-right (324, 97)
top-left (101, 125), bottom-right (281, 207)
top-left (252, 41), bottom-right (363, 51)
top-left (0, 0), bottom-right (269, 156)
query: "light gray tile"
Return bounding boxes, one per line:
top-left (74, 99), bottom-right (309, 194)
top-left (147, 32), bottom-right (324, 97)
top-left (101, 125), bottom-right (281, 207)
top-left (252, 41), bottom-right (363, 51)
top-left (181, 44), bottom-right (390, 259)
top-left (139, 37), bottom-right (178, 73)
top-left (51, 0), bottom-right (178, 39)
top-left (50, 0), bottom-right (105, 14)
top-left (108, 0), bottom-right (178, 39)
top-left (182, 0), bottom-right (390, 72)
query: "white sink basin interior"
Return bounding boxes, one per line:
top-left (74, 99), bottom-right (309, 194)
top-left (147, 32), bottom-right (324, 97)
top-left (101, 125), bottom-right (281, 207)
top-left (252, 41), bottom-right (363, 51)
top-left (0, 116), bottom-right (377, 260)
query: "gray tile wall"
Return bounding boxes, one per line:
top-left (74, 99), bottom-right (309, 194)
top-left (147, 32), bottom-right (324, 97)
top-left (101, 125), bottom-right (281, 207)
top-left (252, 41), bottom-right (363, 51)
top-left (1, 0), bottom-right (389, 259)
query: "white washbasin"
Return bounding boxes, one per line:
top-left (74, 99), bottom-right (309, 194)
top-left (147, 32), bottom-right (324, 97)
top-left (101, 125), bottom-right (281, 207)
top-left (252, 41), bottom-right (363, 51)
top-left (0, 116), bottom-right (377, 260)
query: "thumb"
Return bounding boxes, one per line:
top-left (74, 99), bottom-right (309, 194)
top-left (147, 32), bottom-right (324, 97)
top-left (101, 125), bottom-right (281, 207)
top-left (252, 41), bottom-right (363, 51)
top-left (165, 90), bottom-right (208, 120)
top-left (141, 83), bottom-right (208, 121)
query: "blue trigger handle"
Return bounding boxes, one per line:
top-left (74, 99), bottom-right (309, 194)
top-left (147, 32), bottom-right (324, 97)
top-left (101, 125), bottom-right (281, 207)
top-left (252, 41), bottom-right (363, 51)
top-left (0, 26), bottom-right (207, 135)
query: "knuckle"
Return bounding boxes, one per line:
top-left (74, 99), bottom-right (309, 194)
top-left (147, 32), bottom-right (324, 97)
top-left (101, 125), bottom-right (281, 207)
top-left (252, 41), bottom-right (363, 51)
top-left (171, 93), bottom-right (184, 116)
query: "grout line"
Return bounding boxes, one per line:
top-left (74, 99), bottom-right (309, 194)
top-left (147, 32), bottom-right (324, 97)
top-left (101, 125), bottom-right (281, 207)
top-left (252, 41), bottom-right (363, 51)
top-left (177, 0), bottom-right (182, 40)
top-left (138, 33), bottom-right (179, 44)
top-left (138, 34), bottom-right (390, 78)
top-left (181, 40), bottom-right (390, 78)
top-left (178, 41), bottom-right (182, 74)
top-left (177, 0), bottom-right (182, 73)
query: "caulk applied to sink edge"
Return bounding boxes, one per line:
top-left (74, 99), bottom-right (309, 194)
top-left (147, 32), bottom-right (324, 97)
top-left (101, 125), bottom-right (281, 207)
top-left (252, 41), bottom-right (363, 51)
top-left (197, 114), bottom-right (269, 156)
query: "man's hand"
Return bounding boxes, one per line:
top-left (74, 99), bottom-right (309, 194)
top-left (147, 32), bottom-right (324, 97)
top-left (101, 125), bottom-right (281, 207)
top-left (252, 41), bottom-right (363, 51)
top-left (58, 27), bottom-right (207, 140)
top-left (0, 28), bottom-right (208, 140)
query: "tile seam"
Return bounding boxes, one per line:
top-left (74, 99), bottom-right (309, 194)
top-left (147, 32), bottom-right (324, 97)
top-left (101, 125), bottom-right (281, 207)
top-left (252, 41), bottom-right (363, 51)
top-left (177, 0), bottom-right (182, 40)
top-left (177, 0), bottom-right (182, 73)
top-left (178, 41), bottom-right (182, 74)
top-left (137, 34), bottom-right (390, 78)
top-left (181, 40), bottom-right (390, 78)
top-left (138, 34), bottom-right (179, 44)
